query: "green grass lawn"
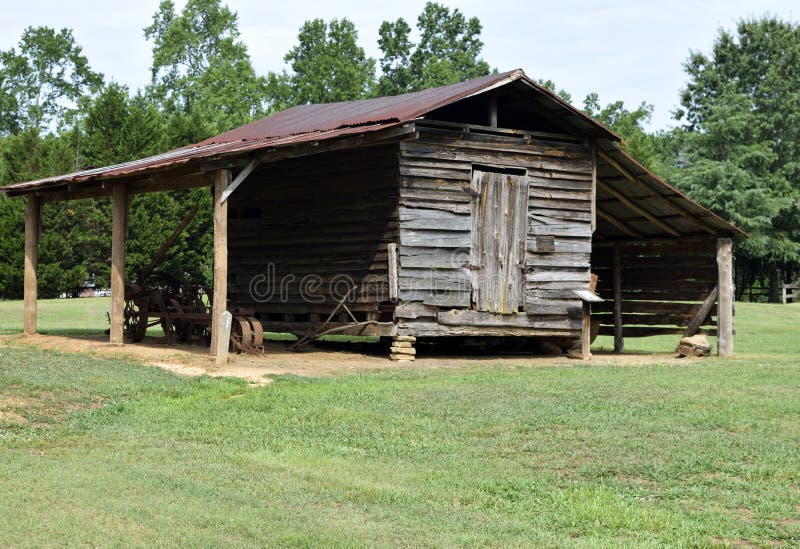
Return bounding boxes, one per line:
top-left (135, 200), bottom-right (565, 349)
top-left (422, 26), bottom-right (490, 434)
top-left (0, 296), bottom-right (112, 336)
top-left (1, 302), bottom-right (799, 546)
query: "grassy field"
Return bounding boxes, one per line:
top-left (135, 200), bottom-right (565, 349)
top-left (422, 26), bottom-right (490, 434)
top-left (0, 301), bottom-right (799, 546)
top-left (0, 296), bottom-right (111, 336)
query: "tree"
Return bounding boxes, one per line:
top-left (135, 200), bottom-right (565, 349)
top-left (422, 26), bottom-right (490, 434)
top-left (144, 0), bottom-right (267, 142)
top-left (583, 93), bottom-right (657, 170)
top-left (0, 193), bottom-right (25, 298)
top-left (0, 26), bottom-right (102, 136)
top-left (79, 83), bottom-right (166, 168)
top-left (377, 2), bottom-right (491, 96)
top-left (536, 79), bottom-right (572, 103)
top-left (0, 27), bottom-right (103, 299)
top-left (675, 18), bottom-right (800, 299)
top-left (269, 18), bottom-right (375, 108)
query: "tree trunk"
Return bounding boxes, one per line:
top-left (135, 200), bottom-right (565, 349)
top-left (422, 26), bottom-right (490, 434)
top-left (768, 266), bottom-right (782, 303)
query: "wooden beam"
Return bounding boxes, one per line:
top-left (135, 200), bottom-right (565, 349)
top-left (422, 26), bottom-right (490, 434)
top-left (220, 156), bottom-right (262, 203)
top-left (684, 286), bottom-right (718, 337)
top-left (414, 119), bottom-right (582, 143)
top-left (23, 194), bottom-right (40, 335)
top-left (136, 204), bottom-right (199, 286)
top-left (597, 179), bottom-right (681, 236)
top-left (209, 170), bottom-right (230, 356)
top-left (36, 171), bottom-right (213, 203)
top-left (110, 184), bottom-right (128, 345)
top-left (489, 95), bottom-right (498, 128)
top-left (592, 236), bottom-right (720, 248)
top-left (597, 149), bottom-right (718, 235)
top-left (596, 206), bottom-right (643, 238)
top-left (581, 302), bottom-right (592, 359)
top-left (597, 148), bottom-right (646, 186)
top-left (256, 124), bottom-right (418, 167)
top-left (200, 157), bottom-right (252, 172)
top-left (591, 141), bottom-right (597, 233)
top-left (613, 243), bottom-right (623, 353)
top-left (716, 238), bottom-right (734, 356)
top-left (387, 243), bottom-right (399, 301)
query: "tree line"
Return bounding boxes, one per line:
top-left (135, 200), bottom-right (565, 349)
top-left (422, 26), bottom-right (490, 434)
top-left (0, 0), bottom-right (797, 301)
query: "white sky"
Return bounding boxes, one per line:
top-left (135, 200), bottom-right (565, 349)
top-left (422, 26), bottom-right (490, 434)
top-left (1, 0), bottom-right (797, 130)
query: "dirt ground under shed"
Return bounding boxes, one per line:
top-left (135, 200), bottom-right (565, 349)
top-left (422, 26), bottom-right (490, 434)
top-left (1, 333), bottom-right (703, 386)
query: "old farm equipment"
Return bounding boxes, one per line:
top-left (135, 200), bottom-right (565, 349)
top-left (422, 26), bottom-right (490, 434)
top-left (121, 205), bottom-right (263, 354)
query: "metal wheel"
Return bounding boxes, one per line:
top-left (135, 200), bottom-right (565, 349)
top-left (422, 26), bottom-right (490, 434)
top-left (230, 317), bottom-right (253, 353)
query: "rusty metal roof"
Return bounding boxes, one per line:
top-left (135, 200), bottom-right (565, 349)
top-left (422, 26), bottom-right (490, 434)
top-left (1, 69), bottom-right (619, 195)
top-left (198, 69), bottom-right (617, 145)
top-left (0, 123), bottom-right (396, 193)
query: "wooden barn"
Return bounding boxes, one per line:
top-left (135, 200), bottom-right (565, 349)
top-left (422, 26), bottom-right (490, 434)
top-left (1, 69), bottom-right (745, 359)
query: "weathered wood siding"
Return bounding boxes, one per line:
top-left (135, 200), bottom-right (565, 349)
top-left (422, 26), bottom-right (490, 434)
top-left (396, 128), bottom-right (593, 336)
top-left (227, 145), bottom-right (399, 319)
top-left (591, 239), bottom-right (719, 337)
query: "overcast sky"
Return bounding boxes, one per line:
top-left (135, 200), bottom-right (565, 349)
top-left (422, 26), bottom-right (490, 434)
top-left (1, 0), bottom-right (798, 130)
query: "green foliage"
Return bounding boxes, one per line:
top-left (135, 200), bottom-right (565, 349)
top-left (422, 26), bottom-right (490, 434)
top-left (144, 0), bottom-right (267, 140)
top-left (535, 79), bottom-right (572, 103)
top-left (0, 195), bottom-right (24, 298)
top-left (584, 92), bottom-right (658, 170)
top-left (0, 27), bottom-right (102, 135)
top-left (126, 189), bottom-right (213, 288)
top-left (672, 90), bottom-right (797, 268)
top-left (269, 18), bottom-right (375, 108)
top-left (674, 17), bottom-right (800, 293)
top-left (376, 2), bottom-right (492, 96)
top-left (79, 83), bottom-right (166, 167)
top-left (39, 199), bottom-right (111, 297)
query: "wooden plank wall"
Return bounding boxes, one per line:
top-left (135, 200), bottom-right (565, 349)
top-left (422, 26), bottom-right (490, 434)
top-left (592, 239), bottom-right (719, 337)
top-left (227, 145), bottom-right (399, 319)
top-left (396, 128), bottom-right (593, 336)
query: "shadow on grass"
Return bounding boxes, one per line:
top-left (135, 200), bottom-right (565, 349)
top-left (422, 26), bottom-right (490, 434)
top-left (38, 329), bottom-right (108, 339)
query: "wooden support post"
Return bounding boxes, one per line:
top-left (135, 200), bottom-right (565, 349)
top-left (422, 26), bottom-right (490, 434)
top-left (210, 170), bottom-right (230, 356)
top-left (581, 302), bottom-right (592, 360)
top-left (214, 311), bottom-right (233, 365)
top-left (591, 141), bottom-right (597, 234)
top-left (684, 286), bottom-right (718, 338)
top-left (716, 238), bottom-right (734, 357)
top-left (612, 243), bottom-right (623, 353)
top-left (110, 184), bottom-right (128, 345)
top-left (23, 194), bottom-right (40, 335)
top-left (387, 243), bottom-right (398, 301)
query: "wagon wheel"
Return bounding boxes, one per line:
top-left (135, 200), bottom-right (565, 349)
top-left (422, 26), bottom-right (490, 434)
top-left (123, 298), bottom-right (149, 343)
top-left (229, 317), bottom-right (253, 353)
top-left (246, 317), bottom-right (264, 349)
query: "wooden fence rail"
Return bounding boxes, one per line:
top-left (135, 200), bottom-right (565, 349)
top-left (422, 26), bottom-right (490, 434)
top-left (783, 284), bottom-right (800, 304)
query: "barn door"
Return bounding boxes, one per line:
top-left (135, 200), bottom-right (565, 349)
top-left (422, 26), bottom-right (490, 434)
top-left (470, 167), bottom-right (528, 313)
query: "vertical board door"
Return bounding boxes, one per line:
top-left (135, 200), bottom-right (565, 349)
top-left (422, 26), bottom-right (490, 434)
top-left (470, 167), bottom-right (528, 313)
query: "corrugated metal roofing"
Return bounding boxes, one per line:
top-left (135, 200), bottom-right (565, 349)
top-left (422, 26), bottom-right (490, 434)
top-left (0, 68), bottom-right (743, 238)
top-left (0, 123), bottom-right (398, 193)
top-left (198, 69), bottom-right (616, 145)
top-left (0, 69), bottom-right (616, 194)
